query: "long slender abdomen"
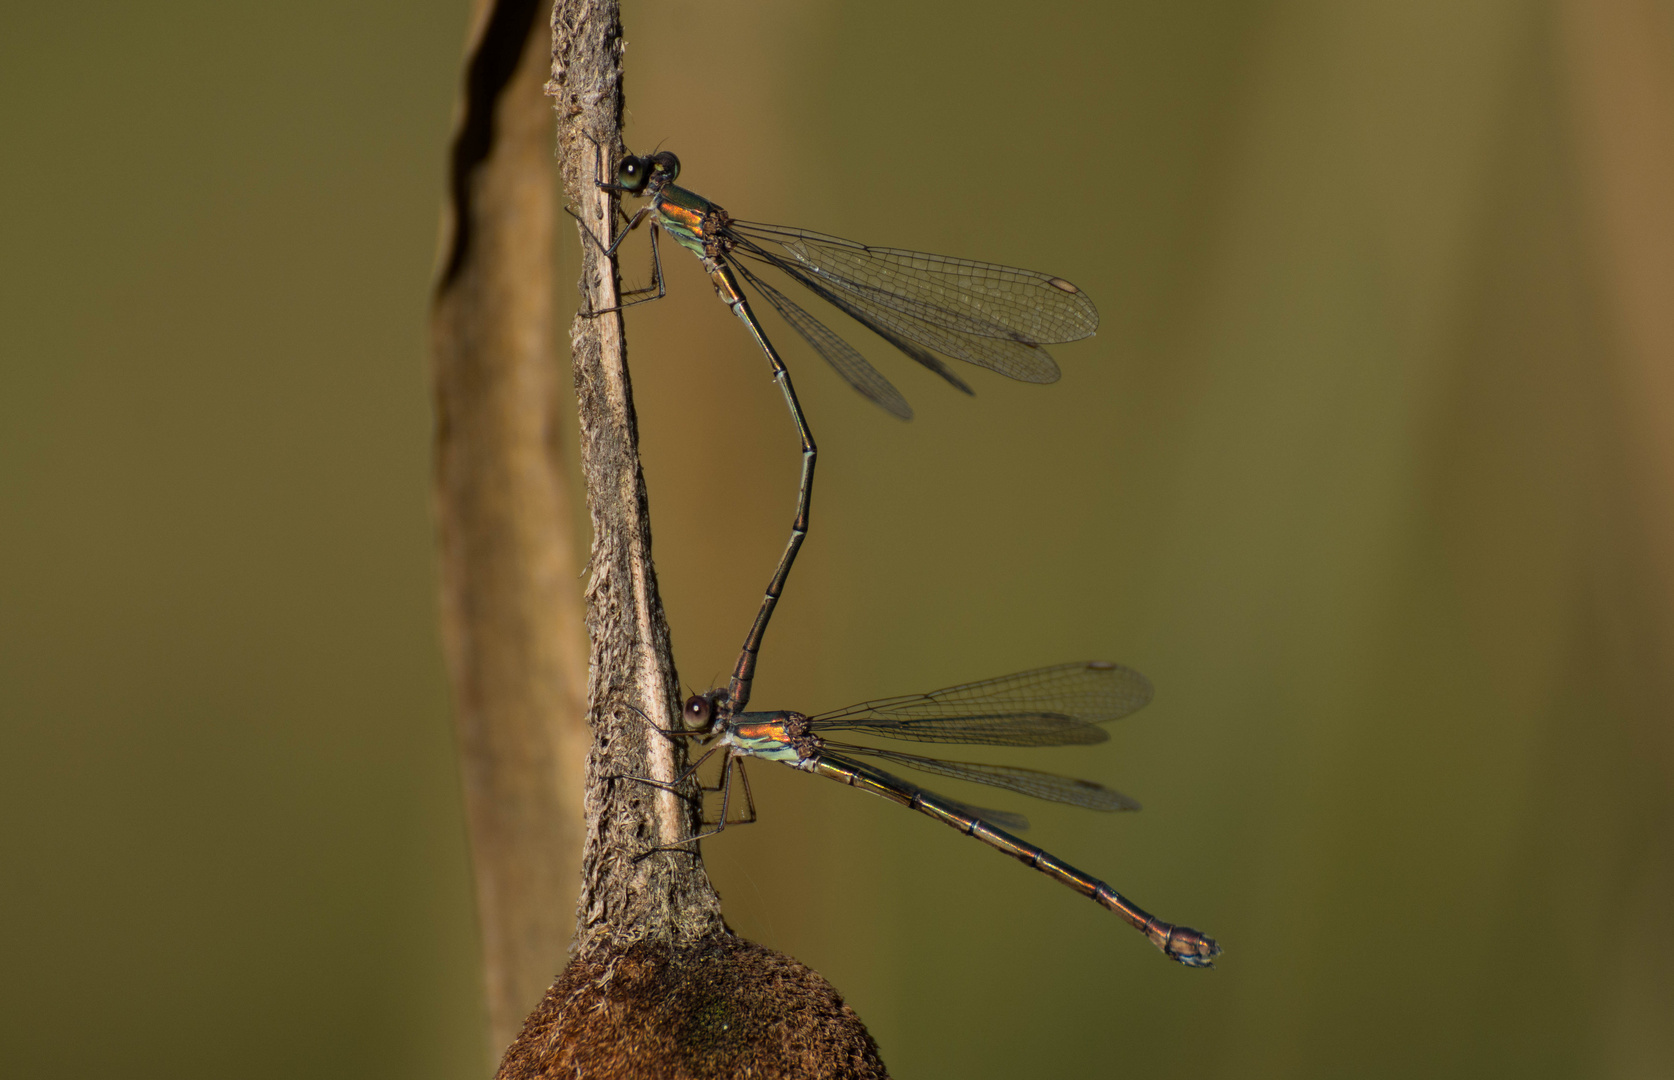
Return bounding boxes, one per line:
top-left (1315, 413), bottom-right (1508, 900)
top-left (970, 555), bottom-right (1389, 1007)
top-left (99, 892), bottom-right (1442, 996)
top-left (813, 755), bottom-right (1221, 968)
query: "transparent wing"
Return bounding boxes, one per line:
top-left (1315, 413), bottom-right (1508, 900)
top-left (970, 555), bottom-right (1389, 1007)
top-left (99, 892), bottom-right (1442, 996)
top-left (736, 253), bottom-right (972, 419)
top-left (735, 239), bottom-right (1059, 384)
top-left (810, 662), bottom-right (1152, 746)
top-left (829, 742), bottom-right (1141, 813)
top-left (734, 260), bottom-right (913, 420)
top-left (729, 223), bottom-right (1095, 385)
top-left (733, 222), bottom-right (1099, 344)
top-left (741, 244), bottom-right (986, 392)
top-left (825, 754), bottom-right (1034, 831)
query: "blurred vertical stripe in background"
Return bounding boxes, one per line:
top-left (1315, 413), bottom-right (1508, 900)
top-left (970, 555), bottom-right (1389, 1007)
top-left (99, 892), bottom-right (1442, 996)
top-left (1, 2), bottom-right (1669, 1077)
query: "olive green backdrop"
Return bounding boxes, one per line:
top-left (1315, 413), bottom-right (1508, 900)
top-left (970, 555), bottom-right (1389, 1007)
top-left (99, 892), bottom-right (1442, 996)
top-left (3, 2), bottom-right (1670, 1078)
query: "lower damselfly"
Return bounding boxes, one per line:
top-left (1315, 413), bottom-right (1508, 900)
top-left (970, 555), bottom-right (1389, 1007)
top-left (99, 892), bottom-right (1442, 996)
top-left (629, 661), bottom-right (1221, 968)
top-left (577, 147), bottom-right (1098, 715)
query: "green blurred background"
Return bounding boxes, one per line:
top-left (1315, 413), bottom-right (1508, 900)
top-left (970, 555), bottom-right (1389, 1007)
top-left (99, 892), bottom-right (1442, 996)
top-left (4, 1), bottom-right (1672, 1077)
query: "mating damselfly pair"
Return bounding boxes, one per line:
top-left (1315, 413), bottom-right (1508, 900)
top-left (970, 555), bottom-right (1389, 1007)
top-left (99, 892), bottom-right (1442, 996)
top-left (579, 145), bottom-right (1220, 968)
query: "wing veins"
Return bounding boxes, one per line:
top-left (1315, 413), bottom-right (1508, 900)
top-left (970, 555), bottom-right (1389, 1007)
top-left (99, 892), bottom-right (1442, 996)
top-left (828, 742), bottom-right (1141, 813)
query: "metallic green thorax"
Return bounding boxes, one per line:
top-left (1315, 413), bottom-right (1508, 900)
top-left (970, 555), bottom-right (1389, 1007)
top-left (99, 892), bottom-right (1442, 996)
top-left (652, 184), bottom-right (728, 259)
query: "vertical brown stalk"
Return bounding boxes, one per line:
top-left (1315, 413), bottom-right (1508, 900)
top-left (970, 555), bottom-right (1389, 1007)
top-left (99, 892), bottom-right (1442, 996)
top-left (430, 0), bottom-right (589, 1056)
top-left (488, 2), bottom-right (889, 1075)
top-left (543, 0), bottom-right (726, 956)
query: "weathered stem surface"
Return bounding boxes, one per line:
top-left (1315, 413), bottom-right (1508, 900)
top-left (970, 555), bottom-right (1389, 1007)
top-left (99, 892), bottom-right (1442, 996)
top-left (430, 0), bottom-right (589, 1056)
top-left (544, 0), bottom-right (726, 956)
top-left (491, 2), bottom-right (890, 1076)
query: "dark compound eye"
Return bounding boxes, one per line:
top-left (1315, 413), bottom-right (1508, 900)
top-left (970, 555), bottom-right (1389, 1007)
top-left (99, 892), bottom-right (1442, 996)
top-left (650, 151), bottom-right (680, 183)
top-left (616, 155), bottom-right (649, 193)
top-left (683, 695), bottom-right (713, 728)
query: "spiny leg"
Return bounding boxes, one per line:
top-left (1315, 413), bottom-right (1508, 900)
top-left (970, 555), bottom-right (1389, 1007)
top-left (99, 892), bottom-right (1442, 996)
top-left (564, 136), bottom-right (667, 313)
top-left (636, 756), bottom-right (759, 859)
top-left (567, 205), bottom-right (667, 316)
top-left (682, 757), bottom-right (758, 842)
top-left (613, 706), bottom-right (734, 854)
top-left (728, 756), bottom-right (758, 828)
top-left (613, 744), bottom-right (721, 800)
top-left (596, 221), bottom-right (666, 312)
top-left (565, 199), bottom-right (647, 256)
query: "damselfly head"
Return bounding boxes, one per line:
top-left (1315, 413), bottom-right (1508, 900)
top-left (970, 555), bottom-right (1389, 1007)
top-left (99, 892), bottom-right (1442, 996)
top-left (616, 151), bottom-right (681, 195)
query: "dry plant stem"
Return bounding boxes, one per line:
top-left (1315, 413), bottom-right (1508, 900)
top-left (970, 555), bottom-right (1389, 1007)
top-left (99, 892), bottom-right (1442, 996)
top-left (548, 0), bottom-right (724, 954)
top-left (492, 2), bottom-right (890, 1075)
top-left (430, 0), bottom-right (590, 1054)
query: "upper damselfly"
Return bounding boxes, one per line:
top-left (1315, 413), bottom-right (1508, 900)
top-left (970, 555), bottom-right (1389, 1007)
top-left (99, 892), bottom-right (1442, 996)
top-left (578, 148), bottom-right (1099, 715)
top-left (628, 661), bottom-right (1221, 968)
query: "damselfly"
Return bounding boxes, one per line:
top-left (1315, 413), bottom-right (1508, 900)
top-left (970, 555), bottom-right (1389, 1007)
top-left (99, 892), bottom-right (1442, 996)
top-left (631, 661), bottom-right (1221, 968)
top-left (578, 149), bottom-right (1098, 714)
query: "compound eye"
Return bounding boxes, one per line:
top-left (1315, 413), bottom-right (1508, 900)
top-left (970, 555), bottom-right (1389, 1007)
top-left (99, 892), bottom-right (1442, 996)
top-left (683, 695), bottom-right (713, 728)
top-left (616, 156), bottom-right (649, 193)
top-left (651, 151), bottom-right (680, 183)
